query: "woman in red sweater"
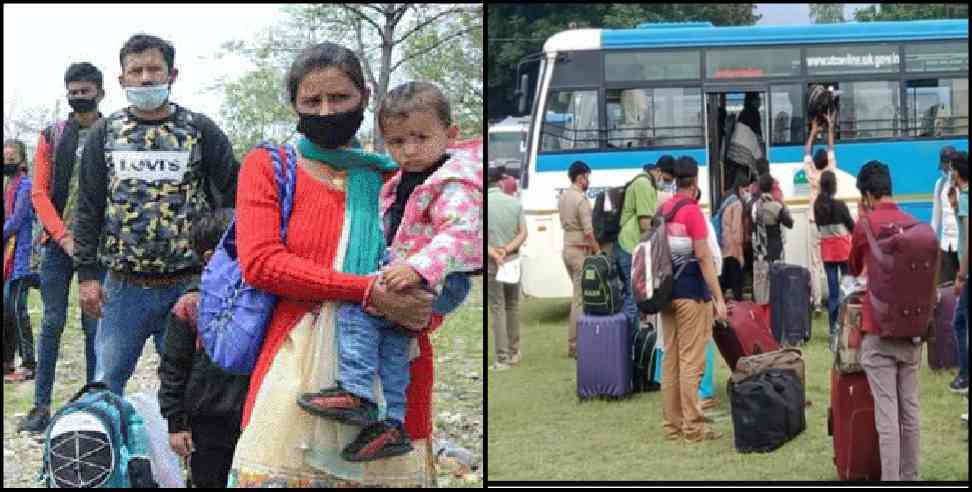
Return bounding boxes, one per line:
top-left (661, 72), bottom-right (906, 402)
top-left (227, 43), bottom-right (438, 487)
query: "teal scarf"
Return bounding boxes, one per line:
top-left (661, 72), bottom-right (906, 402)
top-left (298, 137), bottom-right (398, 275)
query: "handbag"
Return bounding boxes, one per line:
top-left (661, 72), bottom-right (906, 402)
top-left (198, 142), bottom-right (297, 375)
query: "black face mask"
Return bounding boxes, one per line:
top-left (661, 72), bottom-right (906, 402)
top-left (3, 164), bottom-right (20, 177)
top-left (297, 104), bottom-right (365, 149)
top-left (68, 97), bottom-right (98, 113)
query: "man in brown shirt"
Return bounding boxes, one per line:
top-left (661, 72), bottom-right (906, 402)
top-left (558, 161), bottom-right (600, 358)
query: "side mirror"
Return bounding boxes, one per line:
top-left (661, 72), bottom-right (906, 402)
top-left (517, 73), bottom-right (529, 115)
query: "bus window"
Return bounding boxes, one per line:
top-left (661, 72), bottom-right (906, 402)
top-left (905, 42), bottom-right (969, 73)
top-left (806, 44), bottom-right (900, 76)
top-left (605, 50), bottom-right (701, 81)
top-left (605, 88), bottom-right (702, 148)
top-left (770, 84), bottom-right (804, 145)
top-left (706, 47), bottom-right (801, 79)
top-left (905, 78), bottom-right (969, 137)
top-left (834, 81), bottom-right (902, 140)
top-left (540, 90), bottom-right (599, 152)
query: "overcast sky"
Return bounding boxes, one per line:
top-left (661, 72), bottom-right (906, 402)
top-left (4, 3), bottom-right (286, 130)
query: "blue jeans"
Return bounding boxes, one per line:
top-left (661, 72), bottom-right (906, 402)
top-left (34, 244), bottom-right (104, 408)
top-left (94, 272), bottom-right (189, 396)
top-left (336, 304), bottom-right (411, 425)
top-left (613, 246), bottom-right (639, 334)
top-left (824, 262), bottom-right (848, 338)
top-left (954, 277), bottom-right (969, 380)
top-left (3, 277), bottom-right (35, 367)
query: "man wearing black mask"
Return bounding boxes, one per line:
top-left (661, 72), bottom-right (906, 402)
top-left (19, 62), bottom-right (108, 433)
top-left (73, 34), bottom-right (239, 399)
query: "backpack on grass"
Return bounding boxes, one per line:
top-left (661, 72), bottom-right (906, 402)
top-left (39, 382), bottom-right (158, 488)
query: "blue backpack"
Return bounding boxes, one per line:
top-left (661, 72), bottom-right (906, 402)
top-left (198, 142), bottom-right (297, 375)
top-left (39, 382), bottom-right (158, 488)
top-left (712, 194), bottom-right (739, 250)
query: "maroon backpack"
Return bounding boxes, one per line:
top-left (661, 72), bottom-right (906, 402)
top-left (861, 216), bottom-right (939, 338)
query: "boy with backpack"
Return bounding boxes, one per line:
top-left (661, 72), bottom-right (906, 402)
top-left (159, 210), bottom-right (250, 488)
top-left (653, 156), bottom-right (727, 443)
top-left (849, 160), bottom-right (935, 481)
top-left (715, 177), bottom-right (750, 301)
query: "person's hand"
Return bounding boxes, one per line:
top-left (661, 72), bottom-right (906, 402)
top-left (59, 233), bottom-right (75, 258)
top-left (810, 118), bottom-right (819, 134)
top-left (172, 291), bottom-right (200, 323)
top-left (366, 279), bottom-right (434, 332)
top-left (713, 298), bottom-right (728, 321)
top-left (79, 280), bottom-right (104, 319)
top-left (169, 431), bottom-right (193, 458)
top-left (382, 261), bottom-right (422, 291)
top-left (823, 110), bottom-right (835, 129)
top-left (489, 246), bottom-right (506, 265)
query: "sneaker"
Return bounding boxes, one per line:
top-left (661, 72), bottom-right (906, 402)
top-left (948, 376), bottom-right (969, 395)
top-left (342, 420), bottom-right (414, 462)
top-left (297, 387), bottom-right (378, 427)
top-left (17, 407), bottom-right (50, 434)
top-left (489, 362), bottom-right (510, 372)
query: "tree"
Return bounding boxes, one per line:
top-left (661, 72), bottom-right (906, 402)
top-left (854, 3), bottom-right (969, 21)
top-left (218, 4), bottom-right (481, 154)
top-left (403, 5), bottom-right (483, 138)
top-left (219, 67), bottom-right (296, 163)
top-left (809, 4), bottom-right (845, 24)
top-left (3, 98), bottom-right (60, 162)
top-left (487, 4), bottom-right (760, 121)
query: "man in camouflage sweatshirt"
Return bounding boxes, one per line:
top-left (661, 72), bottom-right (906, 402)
top-left (74, 34), bottom-right (238, 396)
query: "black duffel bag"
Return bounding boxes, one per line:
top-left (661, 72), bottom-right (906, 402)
top-left (729, 368), bottom-right (806, 453)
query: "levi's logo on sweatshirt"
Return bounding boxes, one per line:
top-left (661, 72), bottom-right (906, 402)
top-left (111, 151), bottom-right (190, 182)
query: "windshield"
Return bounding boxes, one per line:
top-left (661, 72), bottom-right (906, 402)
top-left (488, 131), bottom-right (524, 164)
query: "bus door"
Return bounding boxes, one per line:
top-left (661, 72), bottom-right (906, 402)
top-left (704, 87), bottom-right (769, 216)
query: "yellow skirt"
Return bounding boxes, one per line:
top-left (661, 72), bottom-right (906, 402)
top-left (228, 304), bottom-right (435, 488)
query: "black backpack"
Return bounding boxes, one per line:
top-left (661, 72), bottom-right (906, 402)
top-left (592, 174), bottom-right (652, 244)
top-left (581, 253), bottom-right (623, 316)
top-left (631, 324), bottom-right (660, 393)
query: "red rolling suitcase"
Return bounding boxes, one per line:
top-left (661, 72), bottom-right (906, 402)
top-left (927, 282), bottom-right (959, 370)
top-left (714, 301), bottom-right (779, 372)
top-left (828, 368), bottom-right (881, 481)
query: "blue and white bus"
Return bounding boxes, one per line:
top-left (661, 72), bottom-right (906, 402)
top-left (512, 19), bottom-right (968, 299)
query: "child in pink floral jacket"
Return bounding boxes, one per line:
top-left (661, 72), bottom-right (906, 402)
top-left (298, 82), bottom-right (482, 463)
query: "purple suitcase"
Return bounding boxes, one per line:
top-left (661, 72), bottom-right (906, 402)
top-left (928, 283), bottom-right (959, 370)
top-left (577, 312), bottom-right (632, 399)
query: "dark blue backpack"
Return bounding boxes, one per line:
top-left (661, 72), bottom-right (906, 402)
top-left (198, 142), bottom-right (297, 375)
top-left (39, 382), bottom-right (158, 488)
top-left (712, 194), bottom-right (739, 250)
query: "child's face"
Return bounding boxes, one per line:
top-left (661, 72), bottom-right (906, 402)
top-left (382, 110), bottom-right (459, 173)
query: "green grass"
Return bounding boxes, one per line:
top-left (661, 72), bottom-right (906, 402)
top-left (487, 297), bottom-right (969, 481)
